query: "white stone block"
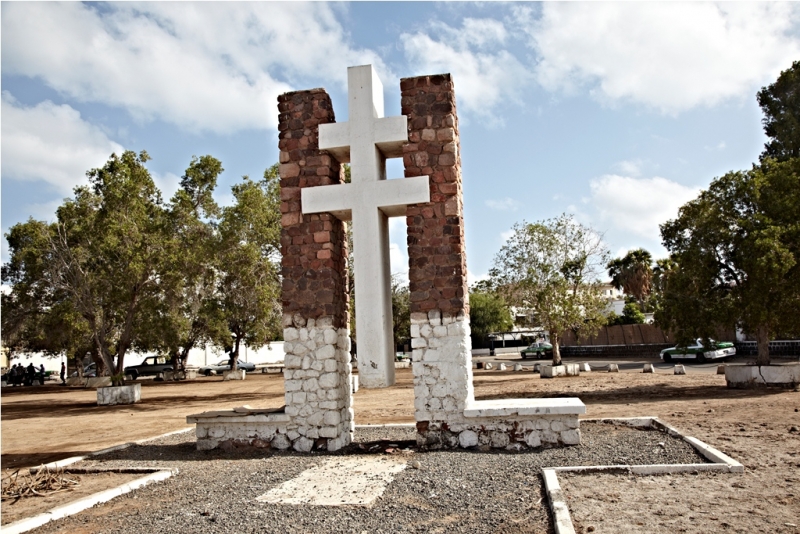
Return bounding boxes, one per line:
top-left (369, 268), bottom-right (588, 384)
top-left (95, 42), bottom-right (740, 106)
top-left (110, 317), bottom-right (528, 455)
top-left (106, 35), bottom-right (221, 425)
top-left (319, 426), bottom-right (338, 438)
top-left (433, 325), bottom-right (448, 337)
top-left (717, 365), bottom-right (726, 375)
top-left (307, 411), bottom-right (324, 426)
top-left (351, 375), bottom-right (359, 393)
top-left (643, 363), bottom-right (655, 373)
top-left (579, 363), bottom-right (591, 372)
top-left (484, 362), bottom-right (494, 370)
top-left (427, 309), bottom-right (441, 325)
top-left (293, 437), bottom-right (314, 452)
top-left (550, 420), bottom-right (567, 432)
top-left (272, 434), bottom-right (291, 450)
top-left (316, 344), bottom-right (335, 360)
top-left (292, 392), bottom-right (307, 404)
top-left (525, 432), bottom-right (542, 448)
top-left (323, 410), bottom-right (341, 426)
top-left (96, 383), bottom-right (141, 406)
top-left (319, 372), bottom-right (339, 388)
top-left (301, 378), bottom-right (318, 392)
top-left (541, 365), bottom-right (565, 378)
top-left (498, 363), bottom-right (507, 371)
top-left (561, 429), bottom-right (581, 445)
top-left (490, 431), bottom-right (510, 448)
top-left (674, 364), bottom-right (686, 375)
top-left (459, 430), bottom-right (479, 448)
top-left (608, 363), bottom-right (620, 373)
top-left (514, 364), bottom-right (523, 371)
top-left (564, 364), bottom-right (580, 376)
top-left (284, 328), bottom-right (299, 341)
top-left (411, 337), bottom-right (427, 349)
top-left (323, 329), bottom-right (337, 345)
top-left (285, 355), bottom-right (302, 369)
top-left (410, 324), bottom-right (420, 338)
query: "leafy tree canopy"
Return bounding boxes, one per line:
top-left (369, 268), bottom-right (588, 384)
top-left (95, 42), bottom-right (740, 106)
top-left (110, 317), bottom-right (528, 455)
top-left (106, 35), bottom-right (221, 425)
top-left (658, 158), bottom-right (800, 364)
top-left (489, 214), bottom-right (610, 364)
top-left (468, 290), bottom-right (514, 343)
top-left (758, 60), bottom-right (800, 162)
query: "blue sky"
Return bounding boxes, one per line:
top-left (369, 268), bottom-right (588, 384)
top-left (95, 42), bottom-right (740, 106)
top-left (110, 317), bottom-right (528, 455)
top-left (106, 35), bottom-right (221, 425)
top-left (2, 2), bottom-right (799, 283)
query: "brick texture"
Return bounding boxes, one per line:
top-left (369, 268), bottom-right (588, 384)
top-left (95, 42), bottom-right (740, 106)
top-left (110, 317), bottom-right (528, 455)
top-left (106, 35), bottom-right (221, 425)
top-left (278, 89), bottom-right (349, 329)
top-left (401, 74), bottom-right (468, 316)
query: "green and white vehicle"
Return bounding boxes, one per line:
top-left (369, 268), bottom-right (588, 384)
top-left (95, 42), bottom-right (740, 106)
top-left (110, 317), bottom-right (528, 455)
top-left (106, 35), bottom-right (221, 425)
top-left (659, 339), bottom-right (736, 363)
top-left (520, 342), bottom-right (553, 360)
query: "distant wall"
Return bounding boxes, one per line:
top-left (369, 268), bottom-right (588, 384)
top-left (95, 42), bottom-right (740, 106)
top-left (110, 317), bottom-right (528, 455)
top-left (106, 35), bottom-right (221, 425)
top-left (560, 324), bottom-right (737, 347)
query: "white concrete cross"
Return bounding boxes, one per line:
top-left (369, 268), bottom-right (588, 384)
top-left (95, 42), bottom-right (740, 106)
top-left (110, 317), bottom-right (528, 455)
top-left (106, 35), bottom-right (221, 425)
top-left (302, 65), bottom-right (430, 388)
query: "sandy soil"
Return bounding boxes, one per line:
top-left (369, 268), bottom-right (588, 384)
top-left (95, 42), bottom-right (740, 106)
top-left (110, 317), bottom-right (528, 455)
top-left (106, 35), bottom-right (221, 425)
top-left (2, 367), bottom-right (799, 533)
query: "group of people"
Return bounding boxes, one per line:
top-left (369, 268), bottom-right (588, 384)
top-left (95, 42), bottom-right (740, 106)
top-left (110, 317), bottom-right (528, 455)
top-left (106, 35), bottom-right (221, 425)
top-left (5, 362), bottom-right (67, 386)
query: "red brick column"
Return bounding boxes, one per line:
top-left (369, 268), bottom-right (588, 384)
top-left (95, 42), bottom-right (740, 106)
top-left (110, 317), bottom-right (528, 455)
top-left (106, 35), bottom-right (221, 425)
top-left (401, 74), bottom-right (468, 319)
top-left (277, 89), bottom-right (349, 329)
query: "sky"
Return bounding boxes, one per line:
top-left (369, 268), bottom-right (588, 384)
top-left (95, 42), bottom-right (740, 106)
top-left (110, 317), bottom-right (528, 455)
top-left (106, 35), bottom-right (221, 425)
top-left (2, 2), bottom-right (799, 284)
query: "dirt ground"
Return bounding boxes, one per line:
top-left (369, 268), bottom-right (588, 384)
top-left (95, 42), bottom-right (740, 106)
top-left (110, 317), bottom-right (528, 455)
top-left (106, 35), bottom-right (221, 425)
top-left (2, 471), bottom-right (144, 525)
top-left (2, 366), bottom-right (799, 532)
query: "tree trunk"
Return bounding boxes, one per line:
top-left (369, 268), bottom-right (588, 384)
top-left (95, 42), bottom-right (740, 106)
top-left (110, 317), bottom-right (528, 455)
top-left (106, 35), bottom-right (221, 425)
top-left (552, 332), bottom-right (562, 366)
top-left (231, 336), bottom-right (240, 371)
top-left (755, 324), bottom-right (770, 366)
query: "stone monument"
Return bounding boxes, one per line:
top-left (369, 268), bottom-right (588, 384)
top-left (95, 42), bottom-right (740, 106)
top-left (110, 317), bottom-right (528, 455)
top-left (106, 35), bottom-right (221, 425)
top-left (187, 65), bottom-right (585, 452)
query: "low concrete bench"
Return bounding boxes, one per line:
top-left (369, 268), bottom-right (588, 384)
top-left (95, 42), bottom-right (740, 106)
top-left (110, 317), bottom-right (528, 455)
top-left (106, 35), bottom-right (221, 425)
top-left (426, 398), bottom-right (586, 450)
top-left (187, 407), bottom-right (292, 451)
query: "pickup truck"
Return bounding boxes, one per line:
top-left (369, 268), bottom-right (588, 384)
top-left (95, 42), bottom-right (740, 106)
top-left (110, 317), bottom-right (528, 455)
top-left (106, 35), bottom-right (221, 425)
top-left (124, 356), bottom-right (174, 380)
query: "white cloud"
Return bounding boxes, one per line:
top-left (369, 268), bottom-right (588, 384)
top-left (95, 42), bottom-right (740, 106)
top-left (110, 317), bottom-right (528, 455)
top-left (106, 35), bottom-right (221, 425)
top-left (1, 92), bottom-right (124, 194)
top-left (589, 175), bottom-right (700, 242)
top-left (525, 3), bottom-right (800, 113)
top-left (485, 197), bottom-right (520, 211)
top-left (467, 269), bottom-right (489, 287)
top-left (705, 141), bottom-right (727, 152)
top-left (400, 18), bottom-right (534, 122)
top-left (613, 159), bottom-right (643, 177)
top-left (2, 3), bottom-right (388, 134)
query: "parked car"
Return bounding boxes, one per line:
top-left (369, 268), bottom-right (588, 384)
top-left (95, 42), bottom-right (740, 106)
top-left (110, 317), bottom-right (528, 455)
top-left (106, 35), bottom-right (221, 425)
top-left (199, 359), bottom-right (256, 376)
top-left (660, 339), bottom-right (736, 363)
top-left (520, 342), bottom-right (554, 360)
top-left (124, 356), bottom-right (175, 380)
top-left (70, 362), bottom-right (97, 378)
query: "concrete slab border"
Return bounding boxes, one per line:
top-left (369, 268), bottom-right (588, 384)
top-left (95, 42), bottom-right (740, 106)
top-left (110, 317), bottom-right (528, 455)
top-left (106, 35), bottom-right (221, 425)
top-left (542, 416), bottom-right (744, 534)
top-left (2, 427), bottom-right (191, 534)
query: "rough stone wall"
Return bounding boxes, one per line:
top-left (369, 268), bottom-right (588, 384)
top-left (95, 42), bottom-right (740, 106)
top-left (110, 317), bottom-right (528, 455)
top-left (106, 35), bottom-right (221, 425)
top-left (402, 74), bottom-right (474, 447)
top-left (419, 416), bottom-right (581, 451)
top-left (401, 73), bottom-right (468, 315)
top-left (277, 88), bottom-right (352, 452)
top-left (278, 88), bottom-right (349, 329)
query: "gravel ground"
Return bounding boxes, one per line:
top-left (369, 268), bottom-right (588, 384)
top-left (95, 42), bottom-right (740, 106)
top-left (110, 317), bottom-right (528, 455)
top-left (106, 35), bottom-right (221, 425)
top-left (28, 422), bottom-right (706, 534)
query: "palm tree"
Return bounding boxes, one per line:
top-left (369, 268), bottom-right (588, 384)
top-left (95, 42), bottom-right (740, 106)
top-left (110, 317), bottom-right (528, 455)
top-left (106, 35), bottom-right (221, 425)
top-left (607, 248), bottom-right (654, 310)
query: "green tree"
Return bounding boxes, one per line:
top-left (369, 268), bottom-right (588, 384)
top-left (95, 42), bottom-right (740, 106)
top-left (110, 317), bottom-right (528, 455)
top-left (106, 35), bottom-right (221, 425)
top-left (490, 214), bottom-right (610, 365)
top-left (468, 290), bottom-right (514, 346)
top-left (658, 158), bottom-right (800, 365)
top-left (1, 151), bottom-right (170, 385)
top-left (606, 248), bottom-right (654, 310)
top-left (214, 165), bottom-right (283, 370)
top-left (391, 276), bottom-right (410, 351)
top-left (757, 60), bottom-right (800, 162)
top-left (606, 301), bottom-right (646, 326)
top-left (2, 220), bottom-right (95, 372)
top-left (142, 155), bottom-right (227, 371)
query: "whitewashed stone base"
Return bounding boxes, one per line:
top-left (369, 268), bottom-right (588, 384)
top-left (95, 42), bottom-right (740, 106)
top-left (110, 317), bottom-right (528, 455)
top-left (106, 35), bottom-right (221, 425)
top-left (97, 383), bottom-right (141, 405)
top-left (643, 363), bottom-right (655, 373)
top-left (223, 370), bottom-right (245, 381)
top-left (541, 364), bottom-right (580, 378)
top-left (411, 311), bottom-right (585, 450)
top-left (87, 377), bottom-right (112, 388)
top-left (725, 363), bottom-right (800, 388)
top-left (188, 411), bottom-right (292, 451)
top-left (189, 319), bottom-right (354, 453)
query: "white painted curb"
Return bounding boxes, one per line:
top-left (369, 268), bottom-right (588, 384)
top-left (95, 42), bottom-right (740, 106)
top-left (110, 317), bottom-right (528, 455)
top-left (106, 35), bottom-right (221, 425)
top-left (1, 469), bottom-right (175, 534)
top-left (544, 416), bottom-right (745, 534)
top-left (3, 427), bottom-right (193, 533)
